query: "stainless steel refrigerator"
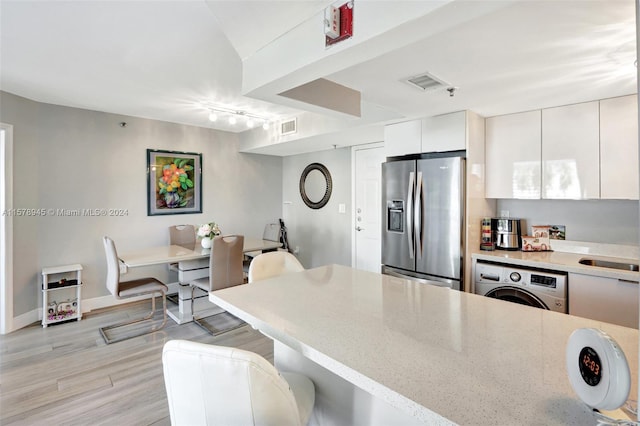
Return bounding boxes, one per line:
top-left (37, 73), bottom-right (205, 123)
top-left (381, 154), bottom-right (465, 290)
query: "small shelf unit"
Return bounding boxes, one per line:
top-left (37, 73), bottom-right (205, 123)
top-left (42, 263), bottom-right (83, 327)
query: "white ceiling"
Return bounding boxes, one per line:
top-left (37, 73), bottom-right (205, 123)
top-left (328, 0), bottom-right (637, 118)
top-left (1, 0), bottom-right (636, 155)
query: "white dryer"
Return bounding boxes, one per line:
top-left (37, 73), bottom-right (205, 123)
top-left (474, 260), bottom-right (567, 313)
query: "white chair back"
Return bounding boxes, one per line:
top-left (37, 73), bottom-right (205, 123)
top-left (163, 339), bottom-right (314, 426)
top-left (248, 251), bottom-right (304, 283)
top-left (262, 223), bottom-right (280, 242)
top-left (103, 236), bottom-right (121, 298)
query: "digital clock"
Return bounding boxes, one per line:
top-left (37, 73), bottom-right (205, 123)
top-left (566, 328), bottom-right (631, 410)
top-left (578, 346), bottom-right (601, 386)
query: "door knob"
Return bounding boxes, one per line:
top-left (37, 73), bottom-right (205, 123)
top-left (356, 226), bottom-right (364, 231)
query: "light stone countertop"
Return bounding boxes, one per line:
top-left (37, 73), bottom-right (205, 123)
top-left (210, 264), bottom-right (638, 425)
top-left (472, 240), bottom-right (639, 281)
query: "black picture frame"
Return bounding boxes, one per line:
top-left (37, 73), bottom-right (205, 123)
top-left (147, 149), bottom-right (202, 216)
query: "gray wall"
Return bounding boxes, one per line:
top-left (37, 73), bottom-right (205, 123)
top-left (497, 199), bottom-right (639, 245)
top-left (282, 148), bottom-right (352, 268)
top-left (1, 91), bottom-right (283, 317)
top-left (3, 89), bottom-right (638, 320)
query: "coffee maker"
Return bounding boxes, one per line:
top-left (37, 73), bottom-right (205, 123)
top-left (491, 218), bottom-right (523, 250)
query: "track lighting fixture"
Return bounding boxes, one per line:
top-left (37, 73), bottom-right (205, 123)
top-left (202, 103), bottom-right (272, 130)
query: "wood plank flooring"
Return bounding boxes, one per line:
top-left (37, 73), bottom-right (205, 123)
top-left (0, 300), bottom-right (273, 425)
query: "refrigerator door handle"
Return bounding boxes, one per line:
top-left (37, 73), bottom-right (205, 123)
top-left (414, 171), bottom-right (423, 259)
top-left (407, 171), bottom-right (415, 259)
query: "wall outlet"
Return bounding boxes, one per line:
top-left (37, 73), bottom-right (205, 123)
top-left (500, 210), bottom-right (510, 218)
top-left (338, 203), bottom-right (346, 214)
top-left (294, 246), bottom-right (300, 254)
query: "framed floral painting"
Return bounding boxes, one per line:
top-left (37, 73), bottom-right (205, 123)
top-left (147, 149), bottom-right (202, 216)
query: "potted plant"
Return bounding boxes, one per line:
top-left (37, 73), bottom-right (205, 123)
top-left (197, 222), bottom-right (221, 248)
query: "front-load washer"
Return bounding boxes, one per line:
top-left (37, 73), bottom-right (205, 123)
top-left (474, 260), bottom-right (567, 313)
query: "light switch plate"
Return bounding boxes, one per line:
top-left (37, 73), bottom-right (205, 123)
top-left (338, 203), bottom-right (346, 213)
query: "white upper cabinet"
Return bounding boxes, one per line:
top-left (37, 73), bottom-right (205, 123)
top-left (600, 94), bottom-right (639, 200)
top-left (421, 111), bottom-right (466, 152)
top-left (486, 95), bottom-right (637, 200)
top-left (485, 110), bottom-right (541, 199)
top-left (541, 101), bottom-right (600, 199)
top-left (383, 119), bottom-right (422, 157)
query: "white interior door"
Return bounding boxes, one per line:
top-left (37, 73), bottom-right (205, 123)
top-left (353, 143), bottom-right (384, 272)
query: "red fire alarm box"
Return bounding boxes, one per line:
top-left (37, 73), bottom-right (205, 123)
top-left (324, 5), bottom-right (340, 39)
top-left (325, 1), bottom-right (353, 47)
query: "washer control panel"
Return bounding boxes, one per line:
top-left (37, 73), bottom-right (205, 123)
top-left (475, 260), bottom-right (567, 296)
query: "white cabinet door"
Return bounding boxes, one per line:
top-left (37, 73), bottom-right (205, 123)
top-left (485, 110), bottom-right (541, 199)
top-left (600, 94), bottom-right (639, 200)
top-left (383, 120), bottom-right (421, 157)
top-left (568, 273), bottom-right (639, 329)
top-left (542, 101), bottom-right (600, 199)
top-left (421, 111), bottom-right (466, 153)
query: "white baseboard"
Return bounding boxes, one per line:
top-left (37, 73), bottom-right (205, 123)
top-left (6, 282), bottom-right (181, 334)
top-left (12, 309), bottom-right (39, 331)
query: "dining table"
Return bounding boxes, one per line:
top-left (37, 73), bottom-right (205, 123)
top-left (118, 237), bottom-right (282, 323)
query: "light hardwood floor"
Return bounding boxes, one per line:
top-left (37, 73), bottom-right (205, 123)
top-left (0, 300), bottom-right (273, 425)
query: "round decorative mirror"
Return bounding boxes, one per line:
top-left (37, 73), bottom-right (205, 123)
top-left (299, 163), bottom-right (332, 209)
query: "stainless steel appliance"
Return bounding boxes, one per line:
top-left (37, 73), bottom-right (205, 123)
top-left (381, 153), bottom-right (465, 290)
top-left (474, 259), bottom-right (567, 313)
top-left (491, 217), bottom-right (522, 250)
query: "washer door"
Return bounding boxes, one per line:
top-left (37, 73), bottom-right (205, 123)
top-left (484, 286), bottom-right (549, 310)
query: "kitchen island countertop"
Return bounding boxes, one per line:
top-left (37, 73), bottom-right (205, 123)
top-left (211, 264), bottom-right (638, 425)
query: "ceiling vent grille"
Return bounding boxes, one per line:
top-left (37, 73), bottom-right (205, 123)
top-left (280, 118), bottom-right (297, 136)
top-left (405, 72), bottom-right (449, 92)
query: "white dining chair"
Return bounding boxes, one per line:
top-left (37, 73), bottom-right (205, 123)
top-left (248, 251), bottom-right (304, 283)
top-left (243, 223), bottom-right (282, 274)
top-left (162, 339), bottom-right (315, 426)
top-left (99, 236), bottom-right (168, 344)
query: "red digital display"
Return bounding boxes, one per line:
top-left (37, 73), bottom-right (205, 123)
top-left (579, 346), bottom-right (602, 387)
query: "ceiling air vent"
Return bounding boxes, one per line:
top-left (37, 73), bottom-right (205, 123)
top-left (280, 118), bottom-right (297, 136)
top-left (405, 72), bottom-right (450, 92)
